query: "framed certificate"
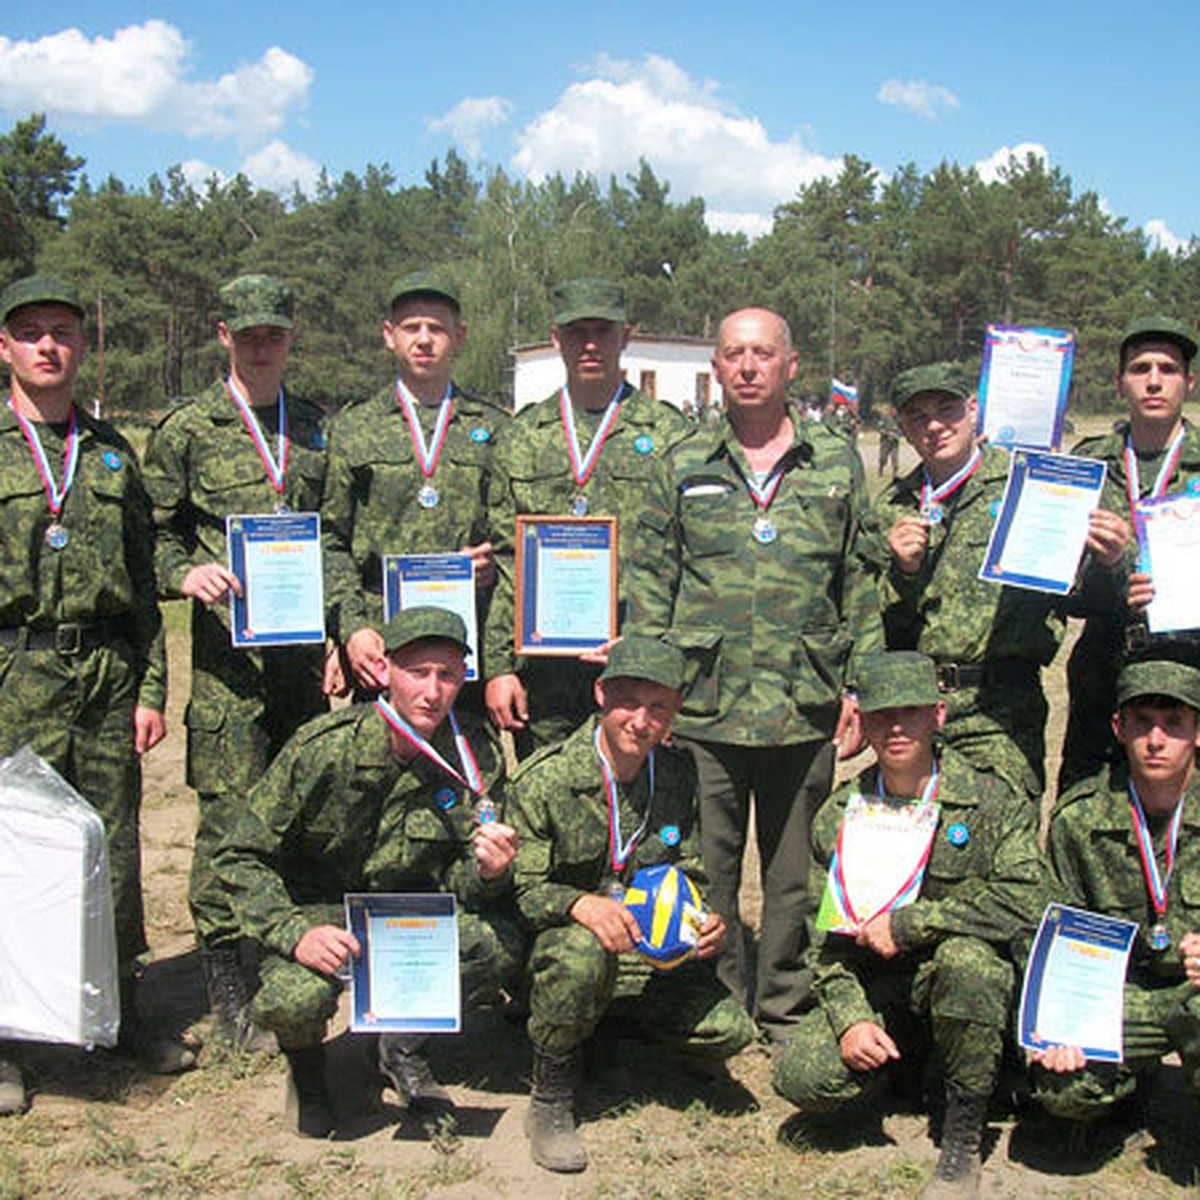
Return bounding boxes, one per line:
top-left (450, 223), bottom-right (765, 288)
top-left (344, 893), bottom-right (461, 1034)
top-left (514, 515), bottom-right (617, 656)
top-left (979, 451), bottom-right (1106, 595)
top-left (1134, 491), bottom-right (1200, 634)
top-left (382, 553), bottom-right (479, 681)
top-left (226, 512), bottom-right (325, 647)
top-left (1019, 903), bottom-right (1137, 1063)
top-left (977, 324), bottom-right (1075, 451)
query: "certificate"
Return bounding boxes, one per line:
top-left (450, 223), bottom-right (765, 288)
top-left (514, 516), bottom-right (617, 655)
top-left (977, 324), bottom-right (1075, 451)
top-left (1019, 903), bottom-right (1137, 1063)
top-left (345, 893), bottom-right (461, 1033)
top-left (382, 553), bottom-right (479, 681)
top-left (226, 513), bottom-right (325, 647)
top-left (979, 451), bottom-right (1106, 595)
top-left (1135, 492), bottom-right (1200, 634)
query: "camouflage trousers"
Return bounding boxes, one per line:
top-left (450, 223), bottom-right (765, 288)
top-left (252, 904), bottom-right (527, 1048)
top-left (512, 658), bottom-right (602, 760)
top-left (527, 923), bottom-right (755, 1058)
top-left (940, 681), bottom-right (1047, 800)
top-left (773, 936), bottom-right (1013, 1108)
top-left (1033, 978), bottom-right (1200, 1122)
top-left (0, 641), bottom-right (147, 968)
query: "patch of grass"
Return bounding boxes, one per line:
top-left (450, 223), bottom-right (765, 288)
top-left (0, 1145), bottom-right (25, 1200)
top-left (80, 1110), bottom-right (141, 1169)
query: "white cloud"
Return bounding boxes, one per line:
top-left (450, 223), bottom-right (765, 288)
top-left (1145, 218), bottom-right (1187, 255)
top-left (877, 79), bottom-right (959, 121)
top-left (512, 53), bottom-right (841, 238)
top-left (178, 158), bottom-right (226, 192)
top-left (973, 142), bottom-right (1049, 184)
top-left (706, 210), bottom-right (773, 239)
top-left (428, 96), bottom-right (514, 157)
top-left (239, 140), bottom-right (321, 196)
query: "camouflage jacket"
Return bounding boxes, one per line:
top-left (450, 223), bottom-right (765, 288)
top-left (0, 402), bottom-right (164, 710)
top-left (1048, 763), bottom-right (1200, 987)
top-left (628, 410), bottom-right (883, 745)
top-left (483, 384), bottom-right (691, 679)
top-left (809, 747), bottom-right (1041, 1036)
top-left (875, 443), bottom-right (1063, 666)
top-left (214, 703), bottom-right (507, 957)
top-left (322, 382), bottom-right (509, 642)
top-left (509, 715), bottom-right (704, 930)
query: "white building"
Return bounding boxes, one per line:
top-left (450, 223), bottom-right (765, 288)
top-left (510, 334), bottom-right (723, 415)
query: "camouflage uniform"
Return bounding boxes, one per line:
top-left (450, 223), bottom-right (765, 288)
top-left (773, 747), bottom-right (1041, 1107)
top-left (510, 715), bottom-right (754, 1058)
top-left (142, 380), bottom-right (328, 945)
top-left (628, 411), bottom-right (883, 1036)
top-left (1059, 420), bottom-right (1200, 793)
top-left (875, 443), bottom-right (1064, 797)
top-left (484, 384), bottom-right (691, 752)
top-left (1035, 764), bottom-right (1200, 1119)
top-left (0, 405), bottom-right (165, 968)
top-left (877, 412), bottom-right (900, 478)
top-left (214, 703), bottom-right (523, 1046)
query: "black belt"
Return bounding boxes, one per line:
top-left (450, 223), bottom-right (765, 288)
top-left (935, 659), bottom-right (1039, 692)
top-left (0, 623), bottom-right (109, 655)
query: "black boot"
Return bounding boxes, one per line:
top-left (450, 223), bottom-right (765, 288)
top-left (200, 944), bottom-right (274, 1054)
top-left (117, 974), bottom-right (197, 1074)
top-left (284, 1045), bottom-right (335, 1138)
top-left (526, 1046), bottom-right (587, 1173)
top-left (922, 1081), bottom-right (988, 1198)
top-left (377, 1035), bottom-right (453, 1112)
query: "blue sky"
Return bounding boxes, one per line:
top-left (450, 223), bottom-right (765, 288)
top-left (1, 2), bottom-right (1192, 250)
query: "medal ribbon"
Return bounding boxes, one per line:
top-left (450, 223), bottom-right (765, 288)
top-left (560, 382), bottom-right (624, 488)
top-left (8, 397), bottom-right (79, 515)
top-left (1124, 425), bottom-right (1186, 515)
top-left (396, 380), bottom-right (454, 479)
top-left (828, 762), bottom-right (941, 929)
top-left (920, 446), bottom-right (982, 515)
top-left (374, 699), bottom-right (483, 795)
top-left (1128, 782), bottom-right (1183, 924)
top-left (593, 725), bottom-right (655, 874)
top-left (741, 460), bottom-right (788, 511)
top-left (225, 378), bottom-right (288, 494)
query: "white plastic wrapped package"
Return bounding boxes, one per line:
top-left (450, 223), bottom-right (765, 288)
top-left (0, 746), bottom-right (119, 1047)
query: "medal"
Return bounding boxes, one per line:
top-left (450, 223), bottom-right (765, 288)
top-left (561, 382), bottom-right (624, 519)
top-left (225, 378), bottom-right (289, 499)
top-left (1151, 923), bottom-right (1171, 951)
top-left (396, 379), bottom-right (453, 499)
top-left (375, 700), bottom-right (485, 797)
top-left (595, 726), bottom-right (654, 875)
top-left (9, 398), bottom-right (79, 533)
top-left (572, 494), bottom-right (589, 516)
top-left (1128, 782), bottom-right (1184, 953)
top-left (418, 483), bottom-right (440, 508)
top-left (752, 516), bottom-right (777, 544)
top-left (273, 502), bottom-right (290, 515)
top-left (921, 501), bottom-right (944, 524)
top-left (919, 446), bottom-right (981, 524)
top-left (44, 522), bottom-right (69, 550)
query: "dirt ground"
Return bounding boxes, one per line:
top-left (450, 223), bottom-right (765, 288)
top-left (2, 426), bottom-right (1199, 1198)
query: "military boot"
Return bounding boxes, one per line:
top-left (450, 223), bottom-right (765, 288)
top-left (378, 1034), bottom-right (453, 1112)
top-left (284, 1044), bottom-right (335, 1138)
top-left (526, 1046), bottom-right (587, 1173)
top-left (200, 943), bottom-right (275, 1054)
top-left (117, 974), bottom-right (197, 1074)
top-left (921, 1081), bottom-right (989, 1198)
top-left (0, 1051), bottom-right (27, 1116)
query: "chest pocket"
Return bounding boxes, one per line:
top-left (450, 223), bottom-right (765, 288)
top-left (788, 492), bottom-right (850, 561)
top-left (508, 458), bottom-right (572, 514)
top-left (195, 450), bottom-right (277, 510)
top-left (924, 814), bottom-right (988, 893)
top-left (679, 486), bottom-right (739, 558)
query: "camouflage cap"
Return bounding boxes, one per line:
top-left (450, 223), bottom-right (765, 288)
top-left (219, 274), bottom-right (294, 332)
top-left (381, 606), bottom-right (471, 656)
top-left (387, 271), bottom-right (461, 314)
top-left (891, 362), bottom-right (973, 410)
top-left (0, 274), bottom-right (85, 325)
top-left (551, 277), bottom-right (626, 327)
top-left (1119, 314), bottom-right (1198, 365)
top-left (854, 651), bottom-right (940, 713)
top-left (599, 635), bottom-right (685, 692)
top-left (1116, 659), bottom-right (1200, 711)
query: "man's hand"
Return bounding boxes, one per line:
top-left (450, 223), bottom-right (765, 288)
top-left (345, 627), bottom-right (389, 692)
top-left (134, 706), bottom-right (166, 755)
top-left (695, 910), bottom-right (727, 960)
top-left (1180, 931), bottom-right (1200, 989)
top-left (486, 673), bottom-right (529, 731)
top-left (293, 925), bottom-right (361, 977)
top-left (887, 515), bottom-right (929, 575)
top-left (473, 820), bottom-right (519, 881)
top-left (181, 562), bottom-right (242, 606)
top-left (569, 893), bottom-right (640, 954)
top-left (462, 541), bottom-right (496, 589)
top-left (1085, 508), bottom-right (1131, 568)
top-left (856, 911), bottom-right (900, 959)
top-left (579, 635), bottom-right (622, 667)
top-left (1028, 1044), bottom-right (1086, 1074)
top-left (839, 1021), bottom-right (900, 1071)
top-left (835, 693), bottom-right (863, 760)
top-left (1128, 571), bottom-right (1155, 613)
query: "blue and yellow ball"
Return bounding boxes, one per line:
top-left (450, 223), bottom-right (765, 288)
top-left (621, 864), bottom-right (706, 969)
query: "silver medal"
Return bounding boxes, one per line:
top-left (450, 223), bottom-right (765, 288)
top-left (1150, 922), bottom-right (1171, 951)
top-left (572, 494), bottom-right (589, 516)
top-left (418, 483), bottom-right (440, 509)
top-left (921, 502), bottom-right (944, 524)
top-left (44, 522), bottom-right (69, 550)
top-left (753, 516), bottom-right (777, 545)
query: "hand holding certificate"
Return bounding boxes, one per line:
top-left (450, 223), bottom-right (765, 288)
top-left (1134, 492), bottom-right (1200, 634)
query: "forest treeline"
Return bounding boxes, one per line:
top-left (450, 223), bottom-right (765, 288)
top-left (2, 113), bottom-right (1197, 416)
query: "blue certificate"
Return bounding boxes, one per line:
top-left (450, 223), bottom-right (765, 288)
top-left (515, 516), bottom-right (617, 655)
top-left (1019, 903), bottom-right (1137, 1063)
top-left (226, 513), bottom-right (325, 647)
top-left (979, 451), bottom-right (1106, 595)
top-left (977, 324), bottom-right (1075, 451)
top-left (382, 553), bottom-right (478, 681)
top-left (345, 893), bottom-right (461, 1034)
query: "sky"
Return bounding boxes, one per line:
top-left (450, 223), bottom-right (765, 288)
top-left (0, 2), bottom-right (1193, 252)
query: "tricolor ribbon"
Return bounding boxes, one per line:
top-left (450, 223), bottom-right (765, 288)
top-left (593, 725), bottom-right (654, 874)
top-left (560, 382), bottom-right (624, 488)
top-left (396, 380), bottom-right (454, 479)
top-left (374, 698), bottom-right (483, 796)
top-left (225, 377), bottom-right (288, 494)
top-left (8, 396), bottom-right (79, 515)
top-left (920, 446), bottom-right (982, 516)
top-left (740, 459), bottom-right (788, 511)
top-left (1124, 425), bottom-right (1186, 515)
top-left (1128, 782), bottom-right (1183, 926)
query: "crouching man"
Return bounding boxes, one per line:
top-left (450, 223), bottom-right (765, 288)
top-left (772, 651), bottom-right (1041, 1198)
top-left (510, 636), bottom-right (755, 1172)
top-left (214, 607), bottom-right (524, 1136)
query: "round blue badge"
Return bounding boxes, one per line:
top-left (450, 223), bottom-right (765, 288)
top-left (103, 451), bottom-right (123, 470)
top-left (470, 427), bottom-right (491, 443)
top-left (989, 500), bottom-right (1001, 518)
top-left (435, 787), bottom-right (457, 811)
top-left (947, 822), bottom-right (969, 847)
top-left (1189, 479), bottom-right (1200, 494)
top-left (312, 431), bottom-right (327, 450)
top-left (660, 824), bottom-right (681, 847)
top-left (634, 434), bottom-right (654, 455)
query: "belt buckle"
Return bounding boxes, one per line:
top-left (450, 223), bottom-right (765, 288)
top-left (938, 663), bottom-right (960, 692)
top-left (55, 623), bottom-right (82, 655)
